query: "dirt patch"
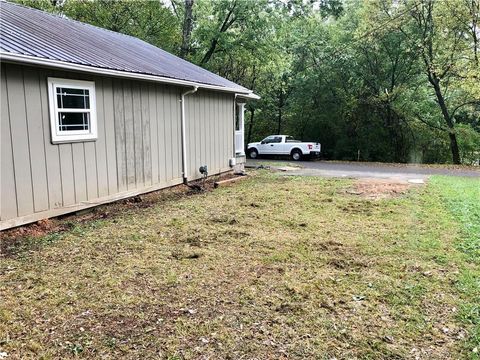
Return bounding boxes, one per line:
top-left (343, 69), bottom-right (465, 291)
top-left (345, 178), bottom-right (424, 200)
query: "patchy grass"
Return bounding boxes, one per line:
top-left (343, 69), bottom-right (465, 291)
top-left (0, 172), bottom-right (479, 359)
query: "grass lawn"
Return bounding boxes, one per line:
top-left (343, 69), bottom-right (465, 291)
top-left (1, 172), bottom-right (479, 359)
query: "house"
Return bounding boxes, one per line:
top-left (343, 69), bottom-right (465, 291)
top-left (0, 1), bottom-right (258, 230)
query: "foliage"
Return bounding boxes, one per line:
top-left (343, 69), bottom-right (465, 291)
top-left (457, 124), bottom-right (480, 165)
top-left (63, 0), bottom-right (181, 53)
top-left (10, 0), bottom-right (480, 164)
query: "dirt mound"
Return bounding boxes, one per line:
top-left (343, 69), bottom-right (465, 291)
top-left (346, 178), bottom-right (423, 199)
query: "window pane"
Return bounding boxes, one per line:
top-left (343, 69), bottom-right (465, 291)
top-left (235, 110), bottom-right (240, 131)
top-left (56, 87), bottom-right (89, 109)
top-left (58, 87), bottom-right (85, 95)
top-left (58, 112), bottom-right (90, 132)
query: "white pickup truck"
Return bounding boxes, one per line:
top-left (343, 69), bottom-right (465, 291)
top-left (247, 135), bottom-right (321, 161)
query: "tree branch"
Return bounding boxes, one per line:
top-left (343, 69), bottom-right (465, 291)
top-left (450, 100), bottom-right (480, 118)
top-left (414, 112), bottom-right (447, 131)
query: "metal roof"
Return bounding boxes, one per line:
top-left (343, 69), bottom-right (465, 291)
top-left (0, 1), bottom-right (254, 94)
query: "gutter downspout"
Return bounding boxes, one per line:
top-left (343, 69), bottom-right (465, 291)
top-left (181, 86), bottom-right (198, 184)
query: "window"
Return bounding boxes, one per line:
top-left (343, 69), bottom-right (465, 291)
top-left (286, 136), bottom-right (299, 143)
top-left (48, 78), bottom-right (97, 143)
top-left (235, 107), bottom-right (240, 131)
top-left (262, 136), bottom-right (275, 144)
top-left (262, 136), bottom-right (282, 144)
top-left (235, 103), bottom-right (245, 131)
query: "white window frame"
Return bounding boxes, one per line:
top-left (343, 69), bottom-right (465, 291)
top-left (47, 78), bottom-right (97, 143)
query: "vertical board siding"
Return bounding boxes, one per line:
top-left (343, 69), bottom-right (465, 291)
top-left (1, 64), bottom-right (18, 220)
top-left (164, 88), bottom-right (173, 182)
top-left (171, 89), bottom-right (181, 179)
top-left (141, 85), bottom-right (152, 185)
top-left (38, 68), bottom-right (63, 209)
top-left (148, 84), bottom-right (159, 183)
top-left (102, 78), bottom-right (118, 195)
top-left (5, 65), bottom-right (34, 216)
top-left (132, 83), bottom-right (144, 186)
top-left (156, 86), bottom-right (167, 183)
top-left (94, 77), bottom-right (109, 198)
top-left (214, 93), bottom-right (220, 172)
top-left (113, 79), bottom-right (127, 192)
top-left (185, 90), bottom-right (234, 181)
top-left (72, 143), bottom-right (87, 202)
top-left (175, 90), bottom-right (182, 178)
top-left (59, 144), bottom-right (75, 205)
top-left (209, 93), bottom-right (216, 173)
top-left (23, 68), bottom-right (49, 212)
top-left (1, 64), bottom-right (235, 229)
top-left (84, 142), bottom-right (98, 200)
top-left (186, 95), bottom-right (194, 178)
top-left (123, 81), bottom-right (136, 188)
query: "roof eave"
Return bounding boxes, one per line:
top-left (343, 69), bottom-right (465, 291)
top-left (0, 51), bottom-right (254, 95)
top-left (237, 92), bottom-right (261, 100)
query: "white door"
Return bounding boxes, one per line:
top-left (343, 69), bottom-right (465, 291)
top-left (258, 136), bottom-right (282, 154)
top-left (235, 103), bottom-right (245, 155)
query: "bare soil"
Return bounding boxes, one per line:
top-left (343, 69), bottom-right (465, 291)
top-left (346, 178), bottom-right (424, 200)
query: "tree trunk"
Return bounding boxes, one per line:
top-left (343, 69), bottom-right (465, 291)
top-left (246, 107), bottom-right (255, 145)
top-left (430, 76), bottom-right (461, 164)
top-left (276, 87), bottom-right (284, 134)
top-left (447, 132), bottom-right (461, 164)
top-left (200, 38), bottom-right (218, 65)
top-left (200, 2), bottom-right (237, 65)
top-left (179, 0), bottom-right (194, 59)
top-left (276, 108), bottom-right (282, 134)
top-left (469, 0), bottom-right (479, 66)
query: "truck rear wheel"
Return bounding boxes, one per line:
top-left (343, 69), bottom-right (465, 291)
top-left (291, 149), bottom-right (302, 161)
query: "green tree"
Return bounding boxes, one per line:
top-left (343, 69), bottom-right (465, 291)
top-left (397, 0), bottom-right (479, 164)
top-left (10, 0), bottom-right (479, 164)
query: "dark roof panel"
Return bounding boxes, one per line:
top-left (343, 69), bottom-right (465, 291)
top-left (0, 1), bottom-right (250, 92)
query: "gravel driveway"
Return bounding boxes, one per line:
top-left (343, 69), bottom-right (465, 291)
top-left (246, 159), bottom-right (480, 181)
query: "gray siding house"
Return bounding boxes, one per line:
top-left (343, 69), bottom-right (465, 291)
top-left (0, 2), bottom-right (257, 230)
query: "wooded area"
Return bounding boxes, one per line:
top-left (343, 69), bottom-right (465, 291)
top-left (15, 0), bottom-right (480, 164)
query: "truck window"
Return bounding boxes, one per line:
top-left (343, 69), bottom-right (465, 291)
top-left (262, 136), bottom-right (282, 144)
top-left (286, 136), bottom-right (299, 142)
